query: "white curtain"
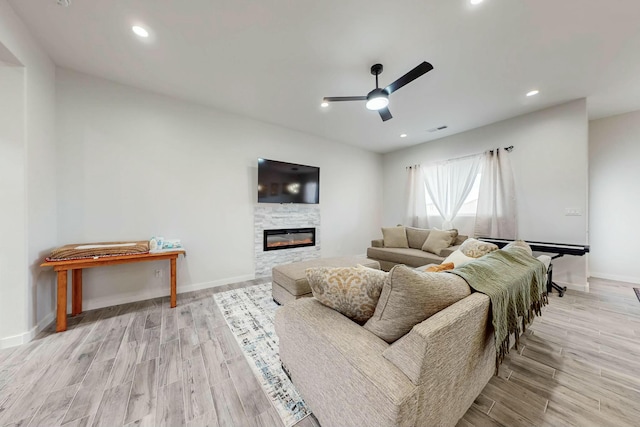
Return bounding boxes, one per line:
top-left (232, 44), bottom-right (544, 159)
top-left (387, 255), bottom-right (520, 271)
top-left (423, 155), bottom-right (482, 229)
top-left (404, 165), bottom-right (429, 228)
top-left (474, 148), bottom-right (517, 238)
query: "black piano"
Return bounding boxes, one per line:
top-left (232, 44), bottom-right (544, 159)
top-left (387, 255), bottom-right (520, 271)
top-left (478, 238), bottom-right (590, 297)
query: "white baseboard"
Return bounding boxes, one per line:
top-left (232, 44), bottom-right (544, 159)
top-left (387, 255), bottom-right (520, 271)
top-left (81, 273), bottom-right (256, 311)
top-left (0, 311), bottom-right (55, 350)
top-left (0, 274), bottom-right (256, 349)
top-left (590, 272), bottom-right (640, 285)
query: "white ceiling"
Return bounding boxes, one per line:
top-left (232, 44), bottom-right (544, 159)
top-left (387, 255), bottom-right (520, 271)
top-left (9, 0), bottom-right (640, 153)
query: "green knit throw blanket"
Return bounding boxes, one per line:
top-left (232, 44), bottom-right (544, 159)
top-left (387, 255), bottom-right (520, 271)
top-left (449, 249), bottom-right (548, 371)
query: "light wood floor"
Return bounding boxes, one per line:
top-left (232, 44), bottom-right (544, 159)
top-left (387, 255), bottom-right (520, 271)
top-left (0, 278), bottom-right (638, 427)
top-left (459, 278), bottom-right (640, 427)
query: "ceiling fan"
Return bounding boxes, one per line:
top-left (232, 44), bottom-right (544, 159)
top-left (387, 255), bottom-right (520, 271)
top-left (322, 61), bottom-right (434, 121)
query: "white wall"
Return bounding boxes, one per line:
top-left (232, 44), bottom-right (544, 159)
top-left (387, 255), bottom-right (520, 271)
top-left (382, 100), bottom-right (589, 288)
top-left (0, 1), bottom-right (57, 347)
top-left (590, 110), bottom-right (640, 283)
top-left (55, 68), bottom-right (382, 309)
top-left (0, 63), bottom-right (26, 342)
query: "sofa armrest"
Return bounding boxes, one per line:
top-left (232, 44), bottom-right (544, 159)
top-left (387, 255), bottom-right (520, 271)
top-left (382, 293), bottom-right (495, 426)
top-left (371, 239), bottom-right (384, 248)
top-left (440, 244), bottom-right (461, 258)
top-left (383, 293), bottom-right (493, 385)
top-left (275, 298), bottom-right (418, 427)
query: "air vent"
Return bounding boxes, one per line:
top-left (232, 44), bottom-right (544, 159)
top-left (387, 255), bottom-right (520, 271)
top-left (427, 125), bottom-right (448, 133)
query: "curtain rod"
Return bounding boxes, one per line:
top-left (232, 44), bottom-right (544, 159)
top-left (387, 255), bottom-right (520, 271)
top-left (406, 145), bottom-right (514, 169)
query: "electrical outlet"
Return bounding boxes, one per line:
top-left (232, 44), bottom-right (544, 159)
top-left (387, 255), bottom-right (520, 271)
top-left (155, 269), bottom-right (163, 278)
top-left (565, 208), bottom-right (582, 216)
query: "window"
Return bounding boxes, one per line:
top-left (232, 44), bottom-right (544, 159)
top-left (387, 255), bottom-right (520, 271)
top-left (424, 173), bottom-right (482, 217)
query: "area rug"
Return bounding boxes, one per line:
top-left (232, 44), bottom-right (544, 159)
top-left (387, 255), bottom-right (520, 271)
top-left (213, 283), bottom-right (311, 426)
top-left (634, 288), bottom-right (640, 303)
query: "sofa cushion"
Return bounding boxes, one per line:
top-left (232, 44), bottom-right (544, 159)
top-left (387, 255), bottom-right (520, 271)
top-left (382, 226), bottom-right (409, 248)
top-left (459, 238), bottom-right (499, 258)
top-left (442, 249), bottom-right (476, 268)
top-left (364, 265), bottom-right (471, 343)
top-left (504, 240), bottom-right (533, 256)
top-left (306, 265), bottom-right (388, 323)
top-left (367, 247), bottom-right (445, 268)
top-left (421, 229), bottom-right (455, 255)
top-left (405, 227), bottom-right (431, 249)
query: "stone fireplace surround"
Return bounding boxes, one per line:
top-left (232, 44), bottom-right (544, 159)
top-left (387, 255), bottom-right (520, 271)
top-left (254, 204), bottom-right (320, 277)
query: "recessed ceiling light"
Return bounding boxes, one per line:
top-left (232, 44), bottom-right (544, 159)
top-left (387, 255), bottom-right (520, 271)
top-left (526, 90), bottom-right (540, 97)
top-left (400, 134), bottom-right (407, 138)
top-left (320, 101), bottom-right (329, 108)
top-left (470, 0), bottom-right (484, 5)
top-left (132, 26), bottom-right (149, 38)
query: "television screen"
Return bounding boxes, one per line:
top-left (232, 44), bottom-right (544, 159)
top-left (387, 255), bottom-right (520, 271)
top-left (258, 158), bottom-right (320, 204)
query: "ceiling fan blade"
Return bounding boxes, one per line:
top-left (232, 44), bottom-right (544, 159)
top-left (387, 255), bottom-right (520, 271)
top-left (323, 96), bottom-right (367, 102)
top-left (384, 61), bottom-right (434, 95)
top-left (379, 107), bottom-right (393, 121)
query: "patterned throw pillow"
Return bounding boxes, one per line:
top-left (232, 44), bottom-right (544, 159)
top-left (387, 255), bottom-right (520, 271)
top-left (306, 265), bottom-right (388, 323)
top-left (459, 238), bottom-right (499, 258)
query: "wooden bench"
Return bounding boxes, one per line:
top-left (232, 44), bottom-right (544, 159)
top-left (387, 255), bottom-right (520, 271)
top-left (41, 251), bottom-right (184, 332)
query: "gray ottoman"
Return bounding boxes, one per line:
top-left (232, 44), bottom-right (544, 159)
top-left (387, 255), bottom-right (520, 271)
top-left (272, 256), bottom-right (381, 304)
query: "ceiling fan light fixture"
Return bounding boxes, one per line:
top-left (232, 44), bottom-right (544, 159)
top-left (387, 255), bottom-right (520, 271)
top-left (365, 89), bottom-right (389, 111)
top-left (132, 25), bottom-right (149, 38)
top-left (322, 61), bottom-right (433, 121)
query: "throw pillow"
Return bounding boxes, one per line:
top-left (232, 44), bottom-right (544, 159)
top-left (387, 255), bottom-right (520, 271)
top-left (381, 226), bottom-right (409, 248)
top-left (421, 229), bottom-right (455, 255)
top-left (405, 226), bottom-right (431, 249)
top-left (306, 265), bottom-right (388, 323)
top-left (442, 249), bottom-right (476, 267)
top-left (459, 238), bottom-right (499, 258)
top-left (434, 227), bottom-right (467, 246)
top-left (425, 262), bottom-right (455, 272)
top-left (454, 234), bottom-right (468, 246)
top-left (446, 228), bottom-right (460, 244)
top-left (364, 265), bottom-right (471, 343)
top-left (504, 240), bottom-right (533, 256)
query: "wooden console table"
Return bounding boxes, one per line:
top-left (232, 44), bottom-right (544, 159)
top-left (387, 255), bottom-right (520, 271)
top-left (41, 251), bottom-right (184, 332)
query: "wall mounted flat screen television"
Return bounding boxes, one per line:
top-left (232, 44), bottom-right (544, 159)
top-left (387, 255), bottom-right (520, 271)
top-left (258, 158), bottom-right (320, 204)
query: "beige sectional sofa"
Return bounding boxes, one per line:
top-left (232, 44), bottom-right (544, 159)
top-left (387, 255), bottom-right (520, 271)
top-left (367, 226), bottom-right (468, 271)
top-left (275, 285), bottom-right (495, 427)
top-left (275, 237), bottom-right (550, 427)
